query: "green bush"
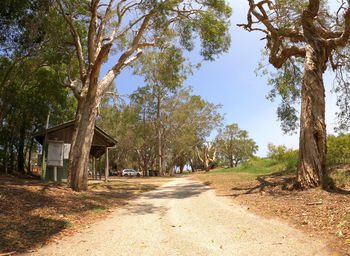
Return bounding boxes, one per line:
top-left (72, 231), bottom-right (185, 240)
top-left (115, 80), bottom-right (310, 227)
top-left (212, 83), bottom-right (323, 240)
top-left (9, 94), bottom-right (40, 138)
top-left (327, 134), bottom-right (350, 165)
top-left (267, 143), bottom-right (288, 162)
top-left (285, 150), bottom-right (298, 172)
top-left (267, 143), bottom-right (298, 172)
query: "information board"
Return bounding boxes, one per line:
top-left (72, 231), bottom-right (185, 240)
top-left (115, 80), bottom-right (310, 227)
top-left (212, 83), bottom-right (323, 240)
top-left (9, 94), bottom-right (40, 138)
top-left (47, 141), bottom-right (64, 167)
top-left (64, 143), bottom-right (71, 159)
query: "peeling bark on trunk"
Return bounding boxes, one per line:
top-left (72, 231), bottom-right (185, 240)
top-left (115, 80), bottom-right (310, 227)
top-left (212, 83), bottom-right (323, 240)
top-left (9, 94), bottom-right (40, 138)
top-left (239, 0), bottom-right (350, 189)
top-left (296, 43), bottom-right (327, 189)
top-left (68, 90), bottom-right (101, 191)
top-left (296, 10), bottom-right (327, 189)
top-left (196, 142), bottom-right (216, 172)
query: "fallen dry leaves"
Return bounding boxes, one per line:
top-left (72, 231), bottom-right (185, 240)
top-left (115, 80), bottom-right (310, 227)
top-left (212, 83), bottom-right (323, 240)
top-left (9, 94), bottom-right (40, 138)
top-left (0, 176), bottom-right (168, 254)
top-left (194, 171), bottom-right (350, 256)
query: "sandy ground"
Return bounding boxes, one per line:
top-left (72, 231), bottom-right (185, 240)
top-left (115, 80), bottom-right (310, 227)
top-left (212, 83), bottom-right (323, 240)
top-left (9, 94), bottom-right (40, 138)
top-left (27, 177), bottom-right (331, 256)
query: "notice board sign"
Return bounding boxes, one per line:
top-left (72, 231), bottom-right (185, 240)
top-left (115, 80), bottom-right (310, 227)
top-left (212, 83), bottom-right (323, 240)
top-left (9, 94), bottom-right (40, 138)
top-left (64, 143), bottom-right (71, 159)
top-left (47, 141), bottom-right (64, 167)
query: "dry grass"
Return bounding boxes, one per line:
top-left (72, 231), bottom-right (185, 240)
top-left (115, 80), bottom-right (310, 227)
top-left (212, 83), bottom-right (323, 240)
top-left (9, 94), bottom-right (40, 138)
top-left (193, 163), bottom-right (350, 256)
top-left (0, 176), bottom-right (171, 254)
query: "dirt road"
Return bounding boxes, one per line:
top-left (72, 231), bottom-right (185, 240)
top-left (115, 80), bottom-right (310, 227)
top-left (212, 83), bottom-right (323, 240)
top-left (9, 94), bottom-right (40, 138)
top-left (29, 177), bottom-right (330, 256)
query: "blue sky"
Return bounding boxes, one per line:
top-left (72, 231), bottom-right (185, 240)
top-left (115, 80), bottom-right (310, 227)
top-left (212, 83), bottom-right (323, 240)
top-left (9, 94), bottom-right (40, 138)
top-left (108, 0), bottom-right (340, 157)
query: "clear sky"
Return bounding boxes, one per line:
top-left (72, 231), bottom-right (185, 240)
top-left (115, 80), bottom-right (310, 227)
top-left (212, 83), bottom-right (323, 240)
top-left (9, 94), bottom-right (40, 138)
top-left (108, 0), bottom-right (340, 157)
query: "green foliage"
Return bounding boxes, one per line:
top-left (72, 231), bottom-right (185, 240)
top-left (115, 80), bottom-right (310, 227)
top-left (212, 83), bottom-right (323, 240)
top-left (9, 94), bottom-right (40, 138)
top-left (267, 143), bottom-right (298, 171)
top-left (212, 158), bottom-right (281, 175)
top-left (327, 134), bottom-right (350, 165)
top-left (197, 9), bottom-right (231, 61)
top-left (64, 221), bottom-right (74, 228)
top-left (0, 1), bottom-right (79, 174)
top-left (0, 0), bottom-right (53, 55)
top-left (216, 124), bottom-right (258, 167)
top-left (265, 61), bottom-right (302, 134)
top-left (267, 143), bottom-right (288, 162)
top-left (92, 206), bottom-right (106, 213)
top-left (98, 84), bottom-right (223, 173)
top-left (245, 0), bottom-right (338, 134)
top-left (139, 0), bottom-right (232, 60)
top-left (285, 150), bottom-right (298, 172)
top-left (333, 67), bottom-right (350, 132)
top-left (132, 45), bottom-right (191, 94)
top-left (0, 56), bottom-right (76, 173)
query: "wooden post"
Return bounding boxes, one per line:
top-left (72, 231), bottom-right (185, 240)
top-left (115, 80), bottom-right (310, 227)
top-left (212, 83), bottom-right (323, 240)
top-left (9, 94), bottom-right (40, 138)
top-left (105, 147), bottom-right (108, 182)
top-left (92, 156), bottom-right (96, 180)
top-left (53, 166), bottom-right (57, 182)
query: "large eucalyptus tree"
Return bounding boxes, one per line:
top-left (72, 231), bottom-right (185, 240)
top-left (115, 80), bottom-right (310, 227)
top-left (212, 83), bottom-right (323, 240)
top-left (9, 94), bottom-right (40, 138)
top-left (239, 0), bottom-right (350, 189)
top-left (55, 0), bottom-right (231, 190)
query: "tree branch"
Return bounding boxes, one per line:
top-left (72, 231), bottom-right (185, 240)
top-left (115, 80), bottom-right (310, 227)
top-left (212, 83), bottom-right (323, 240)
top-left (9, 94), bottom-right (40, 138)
top-left (87, 0), bottom-right (100, 64)
top-left (56, 0), bottom-right (86, 81)
top-left (270, 46), bottom-right (306, 68)
top-left (328, 6), bottom-right (350, 48)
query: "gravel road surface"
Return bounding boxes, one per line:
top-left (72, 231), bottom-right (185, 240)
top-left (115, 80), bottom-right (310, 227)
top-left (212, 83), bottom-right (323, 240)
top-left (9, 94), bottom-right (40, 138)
top-left (28, 177), bottom-right (331, 256)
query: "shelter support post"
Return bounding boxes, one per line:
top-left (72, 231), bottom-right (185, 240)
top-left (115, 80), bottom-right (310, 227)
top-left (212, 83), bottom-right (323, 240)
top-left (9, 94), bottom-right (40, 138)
top-left (105, 146), bottom-right (108, 182)
top-left (92, 156), bottom-right (96, 179)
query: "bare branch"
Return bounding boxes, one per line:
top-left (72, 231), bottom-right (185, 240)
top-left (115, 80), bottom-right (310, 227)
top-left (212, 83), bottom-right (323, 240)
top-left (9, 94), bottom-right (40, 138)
top-left (96, 0), bottom-right (115, 49)
top-left (65, 80), bottom-right (82, 99)
top-left (56, 0), bottom-right (86, 80)
top-left (328, 7), bottom-right (350, 48)
top-left (87, 0), bottom-right (100, 64)
top-left (195, 146), bottom-right (204, 162)
top-left (270, 46), bottom-right (306, 68)
top-left (241, 0), bottom-right (307, 68)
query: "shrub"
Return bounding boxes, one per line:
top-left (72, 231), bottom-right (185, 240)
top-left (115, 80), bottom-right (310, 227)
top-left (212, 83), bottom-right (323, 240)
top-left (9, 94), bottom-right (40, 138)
top-left (285, 150), bottom-right (298, 172)
top-left (327, 134), bottom-right (350, 165)
top-left (267, 143), bottom-right (288, 162)
top-left (267, 143), bottom-right (298, 172)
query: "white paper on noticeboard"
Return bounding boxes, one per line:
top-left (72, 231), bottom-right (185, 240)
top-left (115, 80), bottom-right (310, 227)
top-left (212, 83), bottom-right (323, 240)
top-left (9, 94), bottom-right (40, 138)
top-left (64, 143), bottom-right (71, 159)
top-left (47, 141), bottom-right (64, 167)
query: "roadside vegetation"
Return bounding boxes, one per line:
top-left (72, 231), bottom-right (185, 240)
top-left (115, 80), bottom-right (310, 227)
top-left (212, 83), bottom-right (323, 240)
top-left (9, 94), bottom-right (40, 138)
top-left (0, 177), bottom-right (170, 254)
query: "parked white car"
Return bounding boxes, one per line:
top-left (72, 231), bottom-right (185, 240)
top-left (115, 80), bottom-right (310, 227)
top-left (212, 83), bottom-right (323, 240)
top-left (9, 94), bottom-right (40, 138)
top-left (122, 169), bottom-right (141, 177)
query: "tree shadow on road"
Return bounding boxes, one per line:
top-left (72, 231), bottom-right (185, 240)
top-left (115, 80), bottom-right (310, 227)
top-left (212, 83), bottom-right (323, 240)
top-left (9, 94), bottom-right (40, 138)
top-left (122, 202), bottom-right (168, 215)
top-left (230, 171), bottom-right (295, 197)
top-left (229, 170), bottom-right (350, 197)
top-left (143, 182), bottom-right (209, 200)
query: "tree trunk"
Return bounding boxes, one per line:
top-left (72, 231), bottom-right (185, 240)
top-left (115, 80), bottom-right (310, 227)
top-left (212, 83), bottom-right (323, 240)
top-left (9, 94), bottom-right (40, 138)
top-left (68, 93), bottom-right (101, 191)
top-left (229, 156), bottom-right (234, 168)
top-left (156, 85), bottom-right (165, 176)
top-left (7, 129), bottom-right (15, 174)
top-left (168, 163), bottom-right (175, 176)
top-left (296, 17), bottom-right (327, 189)
top-left (188, 158), bottom-right (195, 172)
top-left (26, 137), bottom-right (34, 174)
top-left (17, 121), bottom-right (26, 174)
top-left (180, 164), bottom-right (184, 174)
top-left (9, 137), bottom-right (15, 172)
top-left (92, 157), bottom-right (96, 179)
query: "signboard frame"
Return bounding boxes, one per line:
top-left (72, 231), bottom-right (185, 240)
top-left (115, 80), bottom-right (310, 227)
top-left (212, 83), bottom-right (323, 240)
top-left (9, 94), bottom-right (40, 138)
top-left (47, 140), bottom-right (64, 167)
